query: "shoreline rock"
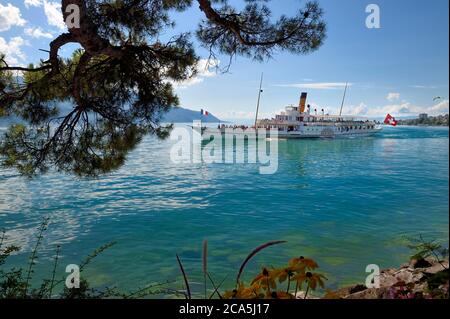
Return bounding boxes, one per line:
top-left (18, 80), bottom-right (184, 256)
top-left (329, 258), bottom-right (449, 299)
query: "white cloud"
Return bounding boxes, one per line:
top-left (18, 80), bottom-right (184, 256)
top-left (24, 0), bottom-right (43, 8)
top-left (171, 58), bottom-right (220, 89)
top-left (0, 36), bottom-right (27, 65)
top-left (22, 1), bottom-right (66, 31)
top-left (214, 109), bottom-right (284, 121)
top-left (196, 58), bottom-right (219, 78)
top-left (173, 76), bottom-right (204, 88)
top-left (386, 92), bottom-right (400, 101)
top-left (0, 3), bottom-right (26, 32)
top-left (349, 100), bottom-right (449, 117)
top-left (348, 103), bottom-right (369, 116)
top-left (43, 1), bottom-right (66, 31)
top-left (25, 27), bottom-right (53, 39)
top-left (214, 110), bottom-right (255, 120)
top-left (215, 99), bottom-right (450, 121)
top-left (411, 85), bottom-right (438, 89)
top-left (275, 82), bottom-right (351, 90)
top-left (429, 99), bottom-right (449, 114)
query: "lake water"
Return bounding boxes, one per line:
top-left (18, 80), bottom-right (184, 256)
top-left (0, 125), bottom-right (448, 296)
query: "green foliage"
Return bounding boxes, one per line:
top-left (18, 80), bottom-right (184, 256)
top-left (426, 270), bottom-right (449, 291)
top-left (0, 0), bottom-right (327, 177)
top-left (0, 230), bottom-right (20, 267)
top-left (197, 1), bottom-right (326, 62)
top-left (378, 235), bottom-right (450, 299)
top-left (0, 221), bottom-right (183, 299)
top-left (0, 221), bottom-right (120, 298)
top-left (0, 224), bottom-right (53, 298)
top-left (406, 234), bottom-right (449, 269)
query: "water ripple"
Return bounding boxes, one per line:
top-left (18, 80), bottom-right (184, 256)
top-left (0, 126), bottom-right (448, 291)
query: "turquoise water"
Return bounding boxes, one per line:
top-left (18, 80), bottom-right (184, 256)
top-left (0, 125), bottom-right (448, 295)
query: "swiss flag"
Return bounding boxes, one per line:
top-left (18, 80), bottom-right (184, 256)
top-left (384, 114), bottom-right (398, 126)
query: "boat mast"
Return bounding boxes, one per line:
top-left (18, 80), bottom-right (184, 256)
top-left (254, 73), bottom-right (264, 128)
top-left (339, 82), bottom-right (348, 116)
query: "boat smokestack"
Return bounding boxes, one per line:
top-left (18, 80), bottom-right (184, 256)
top-left (299, 92), bottom-right (307, 113)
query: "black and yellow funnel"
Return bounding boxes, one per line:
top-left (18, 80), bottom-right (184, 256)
top-left (298, 92), bottom-right (307, 113)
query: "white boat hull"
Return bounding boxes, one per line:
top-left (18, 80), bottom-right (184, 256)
top-left (199, 126), bottom-right (382, 140)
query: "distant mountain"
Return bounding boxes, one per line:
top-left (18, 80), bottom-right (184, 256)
top-left (0, 107), bottom-right (224, 127)
top-left (161, 107), bottom-right (223, 123)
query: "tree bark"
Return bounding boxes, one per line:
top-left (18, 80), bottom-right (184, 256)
top-left (61, 0), bottom-right (123, 58)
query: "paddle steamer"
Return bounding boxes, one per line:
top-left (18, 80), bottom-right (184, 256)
top-left (198, 91), bottom-right (381, 139)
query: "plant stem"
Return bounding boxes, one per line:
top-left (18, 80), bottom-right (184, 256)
top-left (23, 218), bottom-right (48, 298)
top-left (48, 245), bottom-right (60, 298)
top-left (176, 254), bottom-right (191, 299)
top-left (207, 272), bottom-right (226, 299)
top-left (286, 276), bottom-right (291, 294)
top-left (304, 282), bottom-right (310, 299)
top-left (420, 235), bottom-right (448, 270)
top-left (0, 229), bottom-right (5, 250)
top-left (204, 272), bottom-right (207, 299)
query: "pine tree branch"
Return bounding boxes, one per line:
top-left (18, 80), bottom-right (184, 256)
top-left (197, 0), bottom-right (312, 47)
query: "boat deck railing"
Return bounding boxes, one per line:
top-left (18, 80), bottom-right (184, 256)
top-left (256, 120), bottom-right (377, 126)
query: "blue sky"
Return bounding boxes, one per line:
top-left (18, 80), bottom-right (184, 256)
top-left (1, 0), bottom-right (449, 121)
